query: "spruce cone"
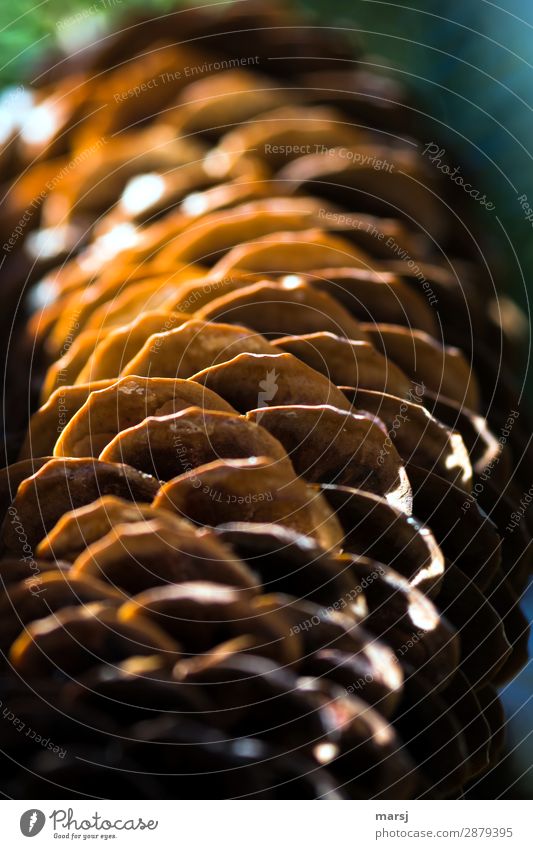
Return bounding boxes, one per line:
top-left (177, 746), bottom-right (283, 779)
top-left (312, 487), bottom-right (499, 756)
top-left (0, 0), bottom-right (530, 799)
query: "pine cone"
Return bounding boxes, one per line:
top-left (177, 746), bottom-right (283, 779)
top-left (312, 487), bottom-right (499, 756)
top-left (0, 0), bottom-right (530, 799)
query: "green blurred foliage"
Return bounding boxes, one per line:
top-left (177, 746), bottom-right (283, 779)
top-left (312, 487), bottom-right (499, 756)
top-left (1, 0), bottom-right (532, 800)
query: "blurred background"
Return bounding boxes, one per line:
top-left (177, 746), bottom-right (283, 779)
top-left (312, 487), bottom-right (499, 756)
top-left (0, 0), bottom-right (531, 797)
